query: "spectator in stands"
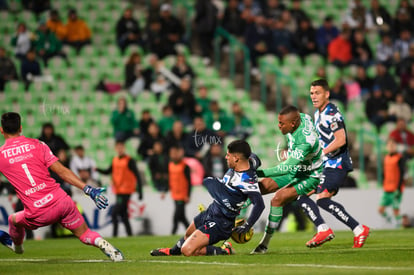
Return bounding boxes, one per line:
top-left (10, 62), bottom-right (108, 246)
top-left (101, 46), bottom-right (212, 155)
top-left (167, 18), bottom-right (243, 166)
top-left (263, 0), bottom-right (285, 21)
top-left (316, 16), bottom-right (339, 57)
top-left (138, 122), bottom-right (164, 160)
top-left (398, 0), bottom-right (414, 19)
top-left (392, 8), bottom-right (414, 39)
top-left (396, 42), bottom-right (414, 80)
top-left (64, 9), bottom-right (92, 55)
top-left (160, 3), bottom-right (184, 56)
top-left (168, 77), bottom-right (198, 125)
top-left (195, 85), bottom-right (212, 115)
top-left (343, 0), bottom-right (374, 31)
top-left (11, 22), bottom-right (32, 60)
top-left (125, 52), bottom-right (145, 100)
top-left (204, 100), bottom-right (233, 138)
top-left (46, 9), bottom-right (67, 41)
top-left (0, 47), bottom-right (18, 92)
top-left (376, 32), bottom-right (395, 67)
top-left (293, 17), bottom-right (317, 60)
top-left (290, 0), bottom-right (308, 25)
top-left (365, 88), bottom-right (392, 131)
top-left (139, 109), bottom-right (154, 138)
top-left (148, 140), bottom-right (169, 195)
top-left (184, 116), bottom-right (219, 159)
top-left (145, 15), bottom-right (166, 58)
top-left (280, 9), bottom-right (296, 34)
top-left (38, 122), bottom-right (70, 155)
top-left (403, 78), bottom-right (414, 107)
top-left (393, 29), bottom-right (413, 60)
top-left (34, 20), bottom-right (69, 67)
top-left (70, 145), bottom-right (100, 185)
top-left (150, 72), bottom-right (170, 102)
top-left (202, 143), bottom-right (227, 178)
top-left (270, 18), bottom-right (294, 62)
top-left (158, 105), bottom-right (176, 136)
top-left (368, 0), bottom-right (392, 33)
top-left (165, 120), bottom-right (189, 153)
top-left (355, 65), bottom-right (374, 98)
top-left (21, 0), bottom-right (51, 19)
top-left (221, 0), bottom-right (246, 38)
top-left (389, 118), bottom-right (414, 155)
top-left (389, 93), bottom-right (412, 122)
top-left (373, 62), bottom-right (398, 99)
top-left (194, 0), bottom-right (218, 63)
top-left (351, 29), bottom-right (373, 68)
top-left (245, 15), bottom-right (271, 74)
top-left (330, 78), bottom-right (348, 108)
top-left (20, 50), bottom-right (41, 91)
top-left (229, 102), bottom-right (253, 140)
top-left (328, 28), bottom-right (352, 68)
top-left (116, 7), bottom-right (144, 55)
top-left (110, 96), bottom-right (139, 142)
top-left (171, 53), bottom-right (195, 84)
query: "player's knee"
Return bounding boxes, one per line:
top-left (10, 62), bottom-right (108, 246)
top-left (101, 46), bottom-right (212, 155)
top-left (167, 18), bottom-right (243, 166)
top-left (180, 245), bottom-right (194, 257)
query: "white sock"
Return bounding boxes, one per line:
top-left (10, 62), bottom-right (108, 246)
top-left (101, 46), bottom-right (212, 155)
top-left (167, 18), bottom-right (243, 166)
top-left (353, 225), bottom-right (364, 236)
top-left (95, 237), bottom-right (103, 246)
top-left (317, 224), bottom-right (330, 232)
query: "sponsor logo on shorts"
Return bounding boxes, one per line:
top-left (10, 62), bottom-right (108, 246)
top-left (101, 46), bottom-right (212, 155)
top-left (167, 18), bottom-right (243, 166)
top-left (34, 193), bottom-right (53, 207)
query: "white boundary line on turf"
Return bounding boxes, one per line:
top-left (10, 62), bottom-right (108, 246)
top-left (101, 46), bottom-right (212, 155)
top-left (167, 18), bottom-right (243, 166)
top-left (143, 260), bottom-right (414, 271)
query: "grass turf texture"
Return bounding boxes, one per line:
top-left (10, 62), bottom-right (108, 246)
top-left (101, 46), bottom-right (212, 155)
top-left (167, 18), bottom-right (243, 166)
top-left (1, 229), bottom-right (413, 275)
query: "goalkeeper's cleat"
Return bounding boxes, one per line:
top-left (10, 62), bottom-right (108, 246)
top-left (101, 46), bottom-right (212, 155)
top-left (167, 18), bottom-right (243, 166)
top-left (353, 225), bottom-right (370, 248)
top-left (250, 244), bottom-right (268, 254)
top-left (221, 241), bottom-right (234, 255)
top-left (306, 228), bottom-right (335, 248)
top-left (98, 239), bottom-right (124, 262)
top-left (198, 203), bottom-right (206, 213)
top-left (150, 248), bottom-right (171, 256)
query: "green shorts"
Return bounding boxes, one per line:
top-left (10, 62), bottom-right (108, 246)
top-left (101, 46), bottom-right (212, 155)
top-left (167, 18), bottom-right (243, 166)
top-left (270, 173), bottom-right (321, 196)
top-left (380, 191), bottom-right (402, 209)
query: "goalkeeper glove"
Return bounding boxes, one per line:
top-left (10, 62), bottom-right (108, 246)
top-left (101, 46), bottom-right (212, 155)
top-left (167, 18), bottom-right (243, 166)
top-left (233, 222), bottom-right (251, 234)
top-left (83, 185), bottom-right (109, 210)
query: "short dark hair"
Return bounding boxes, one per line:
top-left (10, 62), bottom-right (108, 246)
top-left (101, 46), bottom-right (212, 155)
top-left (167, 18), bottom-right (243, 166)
top-left (1, 112), bottom-right (21, 134)
top-left (227, 140), bottom-right (251, 160)
top-left (311, 79), bottom-right (329, 91)
top-left (279, 105), bottom-right (299, 116)
top-left (169, 143), bottom-right (183, 151)
top-left (74, 145), bottom-right (84, 151)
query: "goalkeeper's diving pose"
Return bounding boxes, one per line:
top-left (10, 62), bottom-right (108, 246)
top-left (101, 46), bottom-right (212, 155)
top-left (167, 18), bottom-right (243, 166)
top-left (150, 140), bottom-right (265, 256)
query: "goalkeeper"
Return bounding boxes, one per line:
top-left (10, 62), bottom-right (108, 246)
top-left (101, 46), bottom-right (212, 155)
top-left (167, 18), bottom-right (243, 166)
top-left (0, 112), bottom-right (123, 261)
top-left (150, 140), bottom-right (264, 256)
top-left (251, 105), bottom-right (324, 254)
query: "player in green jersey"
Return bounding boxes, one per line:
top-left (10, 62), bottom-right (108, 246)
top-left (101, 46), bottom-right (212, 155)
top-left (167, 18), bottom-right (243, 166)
top-left (251, 105), bottom-right (324, 254)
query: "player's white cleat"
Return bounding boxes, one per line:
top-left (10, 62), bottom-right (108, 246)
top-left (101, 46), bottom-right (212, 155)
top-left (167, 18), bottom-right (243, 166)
top-left (250, 244), bottom-right (267, 254)
top-left (0, 230), bottom-right (23, 254)
top-left (98, 239), bottom-right (124, 262)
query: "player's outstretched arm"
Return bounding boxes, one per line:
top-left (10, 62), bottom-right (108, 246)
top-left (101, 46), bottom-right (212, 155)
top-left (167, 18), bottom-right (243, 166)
top-left (234, 192), bottom-right (265, 233)
top-left (49, 161), bottom-right (108, 210)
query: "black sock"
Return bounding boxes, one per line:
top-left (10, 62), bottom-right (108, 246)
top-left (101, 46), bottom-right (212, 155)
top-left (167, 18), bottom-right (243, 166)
top-left (297, 196), bottom-right (326, 227)
top-left (170, 237), bottom-right (185, 255)
top-left (317, 198), bottom-right (359, 230)
top-left (206, 245), bottom-right (227, 255)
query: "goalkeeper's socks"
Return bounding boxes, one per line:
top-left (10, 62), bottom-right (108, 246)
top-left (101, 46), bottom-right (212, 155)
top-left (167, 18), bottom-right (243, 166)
top-left (170, 237), bottom-right (185, 255)
top-left (297, 196), bottom-right (326, 228)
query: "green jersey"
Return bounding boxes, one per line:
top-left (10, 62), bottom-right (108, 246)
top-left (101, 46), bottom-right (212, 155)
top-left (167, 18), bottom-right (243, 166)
top-left (259, 113), bottom-right (323, 179)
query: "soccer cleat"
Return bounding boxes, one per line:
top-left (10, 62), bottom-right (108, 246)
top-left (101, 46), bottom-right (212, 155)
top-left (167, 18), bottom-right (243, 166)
top-left (250, 244), bottom-right (268, 254)
top-left (0, 230), bottom-right (14, 252)
top-left (306, 228), bottom-right (335, 248)
top-left (221, 241), bottom-right (234, 255)
top-left (98, 239), bottom-right (124, 261)
top-left (353, 225), bottom-right (370, 248)
top-left (150, 248), bottom-right (171, 256)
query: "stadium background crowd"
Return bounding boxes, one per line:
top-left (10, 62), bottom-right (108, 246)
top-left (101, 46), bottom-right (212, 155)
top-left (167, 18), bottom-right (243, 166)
top-left (1, 0), bottom-right (414, 233)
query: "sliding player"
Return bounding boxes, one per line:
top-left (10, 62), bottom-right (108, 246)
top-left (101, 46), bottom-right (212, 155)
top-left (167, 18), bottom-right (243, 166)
top-left (150, 140), bottom-right (265, 256)
top-left (0, 112), bottom-right (123, 261)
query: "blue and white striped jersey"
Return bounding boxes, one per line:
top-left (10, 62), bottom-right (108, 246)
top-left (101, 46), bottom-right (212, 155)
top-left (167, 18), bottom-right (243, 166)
top-left (314, 102), bottom-right (353, 171)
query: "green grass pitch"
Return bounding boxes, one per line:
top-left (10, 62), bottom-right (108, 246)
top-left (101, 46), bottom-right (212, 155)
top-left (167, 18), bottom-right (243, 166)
top-left (1, 229), bottom-right (413, 275)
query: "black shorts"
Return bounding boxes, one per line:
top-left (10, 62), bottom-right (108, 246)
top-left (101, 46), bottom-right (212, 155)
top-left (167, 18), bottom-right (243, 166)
top-left (193, 206), bottom-right (234, 245)
top-left (316, 167), bottom-right (348, 195)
